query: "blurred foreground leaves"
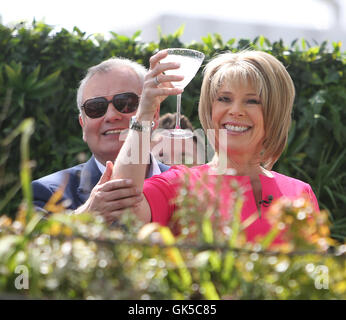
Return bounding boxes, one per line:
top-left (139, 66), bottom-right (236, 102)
top-left (0, 174), bottom-right (345, 300)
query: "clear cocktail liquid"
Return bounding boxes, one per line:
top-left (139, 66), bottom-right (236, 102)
top-left (161, 54), bottom-right (203, 89)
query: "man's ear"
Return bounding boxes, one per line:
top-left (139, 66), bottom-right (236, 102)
top-left (79, 115), bottom-right (84, 128)
top-left (79, 115), bottom-right (86, 141)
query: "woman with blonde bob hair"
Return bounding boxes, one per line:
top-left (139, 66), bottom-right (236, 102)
top-left (112, 49), bottom-right (319, 243)
top-left (199, 50), bottom-right (295, 170)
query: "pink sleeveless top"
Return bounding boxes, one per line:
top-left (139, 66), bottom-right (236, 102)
top-left (143, 164), bottom-right (319, 244)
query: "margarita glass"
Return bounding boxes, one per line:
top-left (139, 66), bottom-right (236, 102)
top-left (161, 48), bottom-right (205, 139)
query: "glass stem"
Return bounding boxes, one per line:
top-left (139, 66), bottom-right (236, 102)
top-left (175, 93), bottom-right (182, 129)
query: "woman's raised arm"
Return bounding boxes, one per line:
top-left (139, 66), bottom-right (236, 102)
top-left (112, 50), bottom-right (183, 223)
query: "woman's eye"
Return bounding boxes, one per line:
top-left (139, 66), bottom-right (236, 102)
top-left (247, 99), bottom-right (261, 104)
top-left (217, 96), bottom-right (230, 102)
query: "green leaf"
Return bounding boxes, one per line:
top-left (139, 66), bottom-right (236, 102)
top-left (156, 25), bottom-right (162, 39)
top-left (221, 251), bottom-right (235, 282)
top-left (24, 212), bottom-right (44, 236)
top-left (209, 251), bottom-right (221, 272)
top-left (288, 126), bottom-right (310, 155)
top-left (173, 24), bottom-right (185, 38)
top-left (259, 35), bottom-right (265, 48)
top-left (202, 218), bottom-right (213, 244)
top-left (325, 149), bottom-right (346, 179)
top-left (0, 235), bottom-right (22, 261)
top-left (323, 185), bottom-right (337, 208)
top-left (201, 281), bottom-right (220, 300)
top-left (117, 35), bottom-right (130, 42)
top-left (310, 72), bottom-right (323, 85)
top-left (330, 105), bottom-right (343, 145)
top-left (227, 38), bottom-right (236, 46)
top-left (24, 65), bottom-right (41, 89)
top-left (4, 64), bottom-right (17, 86)
top-left (30, 70), bottom-right (61, 96)
top-left (228, 196), bottom-right (243, 248)
top-left (334, 192), bottom-right (346, 203)
top-left (159, 226), bottom-right (176, 245)
top-left (0, 66), bottom-right (4, 88)
top-left (260, 228), bottom-right (280, 249)
top-left (0, 182), bottom-right (21, 212)
top-left (131, 30), bottom-right (141, 41)
top-left (308, 90), bottom-right (326, 115)
top-left (202, 33), bottom-right (213, 48)
top-left (325, 70), bottom-right (340, 84)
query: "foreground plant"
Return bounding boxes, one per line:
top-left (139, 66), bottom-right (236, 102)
top-left (0, 169), bottom-right (345, 300)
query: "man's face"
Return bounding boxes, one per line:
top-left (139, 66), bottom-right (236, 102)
top-left (79, 67), bottom-right (142, 165)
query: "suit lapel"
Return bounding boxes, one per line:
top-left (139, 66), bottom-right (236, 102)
top-left (77, 156), bottom-right (101, 204)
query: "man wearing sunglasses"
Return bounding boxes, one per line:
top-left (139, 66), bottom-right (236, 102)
top-left (32, 57), bottom-right (169, 223)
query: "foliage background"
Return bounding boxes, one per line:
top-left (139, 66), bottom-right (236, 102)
top-left (0, 21), bottom-right (345, 241)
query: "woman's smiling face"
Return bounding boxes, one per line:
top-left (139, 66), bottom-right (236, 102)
top-left (211, 81), bottom-right (265, 157)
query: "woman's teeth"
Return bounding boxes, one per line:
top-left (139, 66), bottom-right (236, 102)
top-left (224, 124), bottom-right (250, 132)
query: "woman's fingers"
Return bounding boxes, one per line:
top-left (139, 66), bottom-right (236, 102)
top-left (137, 49), bottom-right (184, 115)
top-left (149, 49), bottom-right (168, 69)
top-left (152, 61), bottom-right (180, 76)
top-left (148, 49), bottom-right (182, 80)
top-left (154, 74), bottom-right (184, 86)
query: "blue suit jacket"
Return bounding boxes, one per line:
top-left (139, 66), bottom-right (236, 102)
top-left (32, 156), bottom-right (170, 211)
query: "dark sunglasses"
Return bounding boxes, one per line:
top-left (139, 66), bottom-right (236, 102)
top-left (81, 92), bottom-right (139, 118)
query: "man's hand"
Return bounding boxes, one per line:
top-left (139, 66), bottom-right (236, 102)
top-left (74, 161), bottom-right (143, 224)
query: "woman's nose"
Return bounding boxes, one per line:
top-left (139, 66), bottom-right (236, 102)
top-left (228, 101), bottom-right (245, 116)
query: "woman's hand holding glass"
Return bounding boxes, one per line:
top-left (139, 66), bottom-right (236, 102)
top-left (136, 50), bottom-right (184, 121)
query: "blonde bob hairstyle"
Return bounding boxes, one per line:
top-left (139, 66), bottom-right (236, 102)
top-left (198, 50), bottom-right (295, 169)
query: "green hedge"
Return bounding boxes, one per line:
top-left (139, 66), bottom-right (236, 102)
top-left (0, 21), bottom-right (345, 240)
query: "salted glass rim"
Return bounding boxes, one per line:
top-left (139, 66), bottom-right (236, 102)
top-left (165, 48), bottom-right (205, 60)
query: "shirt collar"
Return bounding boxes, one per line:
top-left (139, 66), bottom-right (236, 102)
top-left (148, 153), bottom-right (161, 177)
top-left (94, 157), bottom-right (106, 174)
top-left (93, 154), bottom-right (161, 178)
